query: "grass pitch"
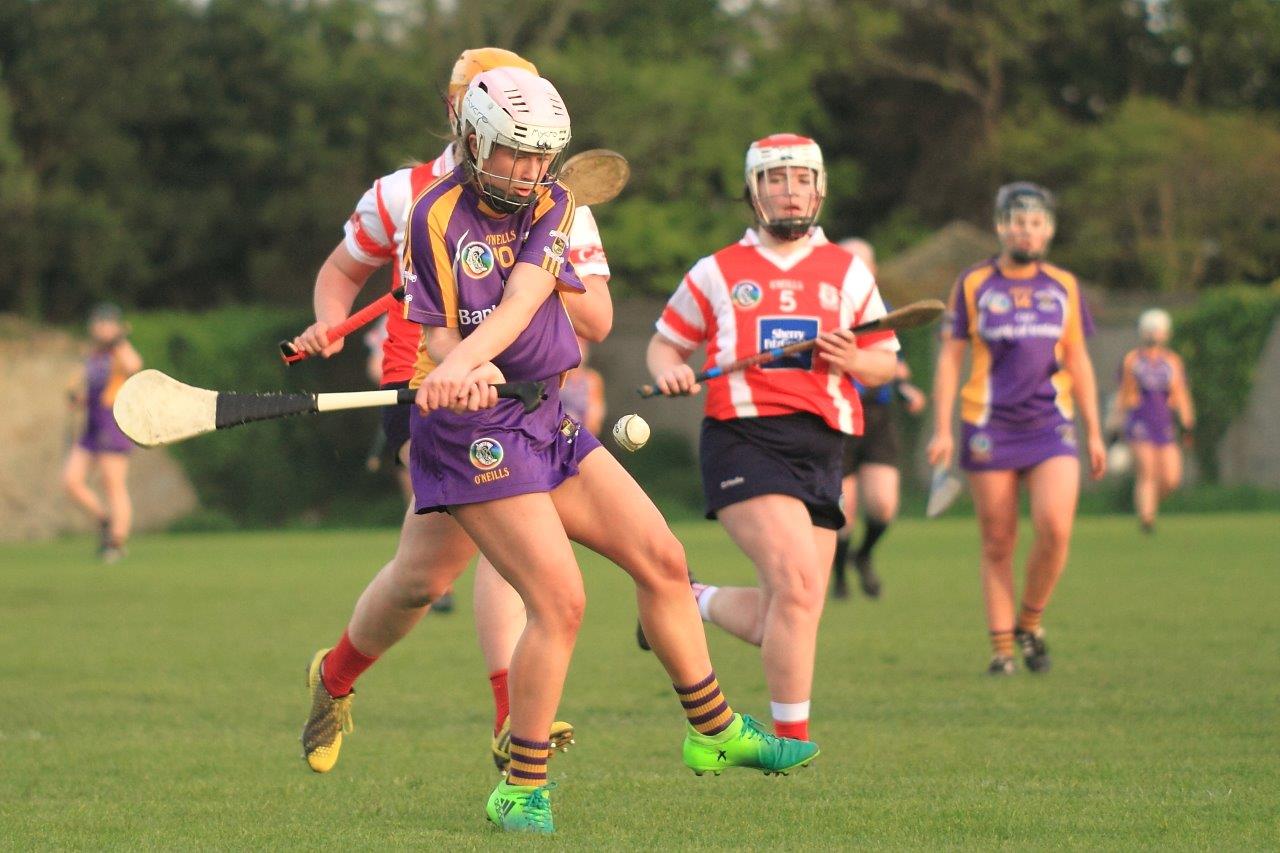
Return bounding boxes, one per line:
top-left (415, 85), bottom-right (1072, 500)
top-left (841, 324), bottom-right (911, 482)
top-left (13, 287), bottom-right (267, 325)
top-left (2, 514), bottom-right (1277, 850)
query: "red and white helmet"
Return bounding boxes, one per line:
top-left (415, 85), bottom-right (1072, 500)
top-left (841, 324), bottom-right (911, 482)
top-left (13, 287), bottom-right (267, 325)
top-left (458, 67), bottom-right (571, 212)
top-left (745, 133), bottom-right (826, 240)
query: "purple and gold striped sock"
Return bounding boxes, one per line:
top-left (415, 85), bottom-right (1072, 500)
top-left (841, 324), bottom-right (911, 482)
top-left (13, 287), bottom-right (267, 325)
top-left (990, 629), bottom-right (1015, 659)
top-left (507, 735), bottom-right (550, 786)
top-left (675, 672), bottom-right (735, 736)
top-left (1016, 604), bottom-right (1044, 635)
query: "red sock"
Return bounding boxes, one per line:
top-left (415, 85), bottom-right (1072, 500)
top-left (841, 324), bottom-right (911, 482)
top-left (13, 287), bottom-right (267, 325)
top-left (320, 630), bottom-right (378, 698)
top-left (774, 719), bottom-right (809, 740)
top-left (489, 669), bottom-right (510, 735)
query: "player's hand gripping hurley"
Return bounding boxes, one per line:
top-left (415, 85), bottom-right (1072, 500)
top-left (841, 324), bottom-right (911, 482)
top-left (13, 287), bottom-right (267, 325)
top-left (113, 369), bottom-right (547, 447)
top-left (637, 299), bottom-right (945, 398)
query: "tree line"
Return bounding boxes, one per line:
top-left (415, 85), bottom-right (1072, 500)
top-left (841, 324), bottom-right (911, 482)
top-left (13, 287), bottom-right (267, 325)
top-left (2, 0), bottom-right (1279, 323)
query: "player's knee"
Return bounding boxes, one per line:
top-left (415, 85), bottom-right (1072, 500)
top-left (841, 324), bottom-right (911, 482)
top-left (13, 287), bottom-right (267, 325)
top-left (632, 530), bottom-right (689, 589)
top-left (529, 588), bottom-right (585, 636)
top-left (770, 568), bottom-right (826, 616)
top-left (1033, 517), bottom-right (1072, 551)
top-left (980, 534), bottom-right (1016, 563)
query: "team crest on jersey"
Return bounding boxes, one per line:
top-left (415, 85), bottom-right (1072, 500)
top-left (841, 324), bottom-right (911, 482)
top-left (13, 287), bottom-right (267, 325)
top-left (549, 229), bottom-right (568, 259)
top-left (1036, 288), bottom-right (1065, 314)
top-left (731, 280), bottom-right (763, 310)
top-left (983, 292), bottom-right (1012, 315)
top-left (460, 242), bottom-right (495, 278)
top-left (1057, 423), bottom-right (1078, 447)
top-left (819, 282), bottom-right (841, 312)
top-left (969, 432), bottom-right (993, 462)
top-left (469, 437), bottom-right (504, 470)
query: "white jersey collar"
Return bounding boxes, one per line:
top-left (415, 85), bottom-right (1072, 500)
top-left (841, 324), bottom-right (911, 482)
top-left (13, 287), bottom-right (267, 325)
top-left (738, 227), bottom-right (828, 271)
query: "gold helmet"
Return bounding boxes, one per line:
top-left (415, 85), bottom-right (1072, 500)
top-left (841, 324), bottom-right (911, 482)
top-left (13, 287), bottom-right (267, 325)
top-left (447, 47), bottom-right (538, 122)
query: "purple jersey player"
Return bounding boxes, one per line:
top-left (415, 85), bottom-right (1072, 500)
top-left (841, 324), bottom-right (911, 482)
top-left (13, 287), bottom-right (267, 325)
top-left (1118, 308), bottom-right (1195, 532)
top-left (61, 303), bottom-right (142, 563)
top-left (398, 67), bottom-right (817, 833)
top-left (928, 182), bottom-right (1105, 677)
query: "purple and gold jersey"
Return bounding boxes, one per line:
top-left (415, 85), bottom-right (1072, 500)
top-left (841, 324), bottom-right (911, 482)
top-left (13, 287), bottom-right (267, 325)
top-left (949, 258), bottom-right (1094, 430)
top-left (78, 348), bottom-right (133, 454)
top-left (1120, 348), bottom-right (1180, 445)
top-left (402, 165), bottom-right (584, 384)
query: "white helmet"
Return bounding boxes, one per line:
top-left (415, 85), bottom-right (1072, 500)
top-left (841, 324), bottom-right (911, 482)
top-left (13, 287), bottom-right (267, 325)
top-left (745, 133), bottom-right (826, 240)
top-left (458, 67), bottom-right (571, 212)
top-left (1138, 308), bottom-right (1172, 342)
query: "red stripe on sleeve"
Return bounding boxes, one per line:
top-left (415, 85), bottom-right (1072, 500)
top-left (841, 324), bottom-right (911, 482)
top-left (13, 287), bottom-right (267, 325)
top-left (373, 180), bottom-right (397, 248)
top-left (661, 307), bottom-right (704, 346)
top-left (685, 276), bottom-right (715, 331)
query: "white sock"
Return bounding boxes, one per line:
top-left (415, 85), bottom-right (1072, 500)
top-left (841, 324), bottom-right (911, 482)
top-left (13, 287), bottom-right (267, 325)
top-left (770, 700), bottom-right (811, 723)
top-left (694, 584), bottom-right (719, 621)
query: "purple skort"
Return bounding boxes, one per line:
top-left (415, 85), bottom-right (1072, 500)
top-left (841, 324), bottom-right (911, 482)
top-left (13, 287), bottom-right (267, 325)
top-left (409, 382), bottom-right (601, 514)
top-left (960, 420), bottom-right (1077, 473)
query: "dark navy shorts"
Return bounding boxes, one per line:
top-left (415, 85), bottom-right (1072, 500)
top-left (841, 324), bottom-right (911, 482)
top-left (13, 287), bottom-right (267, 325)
top-left (381, 380), bottom-right (411, 465)
top-left (841, 401), bottom-right (899, 475)
top-left (699, 413), bottom-right (845, 531)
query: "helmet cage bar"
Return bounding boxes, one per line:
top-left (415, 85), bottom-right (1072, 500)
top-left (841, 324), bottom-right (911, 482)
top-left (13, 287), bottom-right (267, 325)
top-left (748, 166), bottom-right (825, 241)
top-left (995, 183), bottom-right (1057, 264)
top-left (465, 144), bottom-right (568, 214)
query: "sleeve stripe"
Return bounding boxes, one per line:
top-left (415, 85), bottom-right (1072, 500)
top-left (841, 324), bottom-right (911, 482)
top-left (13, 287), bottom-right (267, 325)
top-left (351, 226), bottom-right (393, 259)
top-left (426, 186), bottom-right (464, 327)
top-left (373, 179), bottom-right (397, 248)
top-left (655, 318), bottom-right (700, 351)
top-left (660, 308), bottom-right (704, 346)
top-left (683, 275), bottom-right (715, 331)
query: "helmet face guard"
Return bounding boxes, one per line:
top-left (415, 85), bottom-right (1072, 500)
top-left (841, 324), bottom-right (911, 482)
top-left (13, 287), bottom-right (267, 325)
top-left (995, 182), bottom-right (1057, 263)
top-left (458, 68), bottom-right (571, 214)
top-left (745, 134), bottom-right (826, 241)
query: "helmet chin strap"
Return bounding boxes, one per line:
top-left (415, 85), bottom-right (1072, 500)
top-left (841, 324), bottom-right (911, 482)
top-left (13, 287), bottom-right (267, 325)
top-left (761, 220), bottom-right (812, 241)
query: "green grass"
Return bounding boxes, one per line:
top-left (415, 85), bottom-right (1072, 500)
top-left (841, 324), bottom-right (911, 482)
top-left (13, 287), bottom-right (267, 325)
top-left (2, 516), bottom-right (1278, 850)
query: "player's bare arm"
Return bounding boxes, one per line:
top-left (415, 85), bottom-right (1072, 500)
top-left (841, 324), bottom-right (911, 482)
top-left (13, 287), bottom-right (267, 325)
top-left (292, 243), bottom-right (382, 357)
top-left (646, 332), bottom-right (701, 396)
top-left (112, 339), bottom-right (144, 376)
top-left (927, 336), bottom-right (967, 468)
top-left (565, 273), bottom-right (612, 342)
top-left (1062, 335), bottom-right (1106, 480)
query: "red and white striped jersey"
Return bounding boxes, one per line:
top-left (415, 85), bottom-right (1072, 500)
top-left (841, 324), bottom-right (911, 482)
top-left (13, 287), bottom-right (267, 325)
top-left (342, 145), bottom-right (610, 383)
top-left (657, 229), bottom-right (898, 434)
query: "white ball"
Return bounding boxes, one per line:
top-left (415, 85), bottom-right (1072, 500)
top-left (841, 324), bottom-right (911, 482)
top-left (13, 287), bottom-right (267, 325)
top-left (612, 414), bottom-right (650, 452)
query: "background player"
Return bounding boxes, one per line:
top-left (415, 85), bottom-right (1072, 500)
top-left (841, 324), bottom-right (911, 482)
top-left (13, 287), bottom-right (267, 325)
top-left (62, 303), bottom-right (143, 563)
top-left (289, 48), bottom-right (610, 776)
top-left (404, 70), bottom-right (819, 832)
top-left (830, 238), bottom-right (927, 600)
top-left (647, 134), bottom-right (898, 742)
top-left (1117, 308), bottom-right (1195, 533)
top-left (927, 182), bottom-right (1106, 676)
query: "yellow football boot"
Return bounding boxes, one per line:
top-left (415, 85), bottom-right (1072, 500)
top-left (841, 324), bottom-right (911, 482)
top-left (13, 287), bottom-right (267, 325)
top-left (301, 648), bottom-right (354, 773)
top-left (491, 718), bottom-right (576, 774)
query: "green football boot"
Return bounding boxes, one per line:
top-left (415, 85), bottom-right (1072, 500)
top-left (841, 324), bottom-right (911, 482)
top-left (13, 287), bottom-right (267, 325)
top-left (486, 780), bottom-right (557, 833)
top-left (683, 713), bottom-right (819, 777)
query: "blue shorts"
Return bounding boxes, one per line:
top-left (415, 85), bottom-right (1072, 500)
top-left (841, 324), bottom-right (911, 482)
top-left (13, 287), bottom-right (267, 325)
top-left (381, 380), bottom-right (411, 465)
top-left (960, 420), bottom-right (1078, 473)
top-left (699, 413), bottom-right (845, 531)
